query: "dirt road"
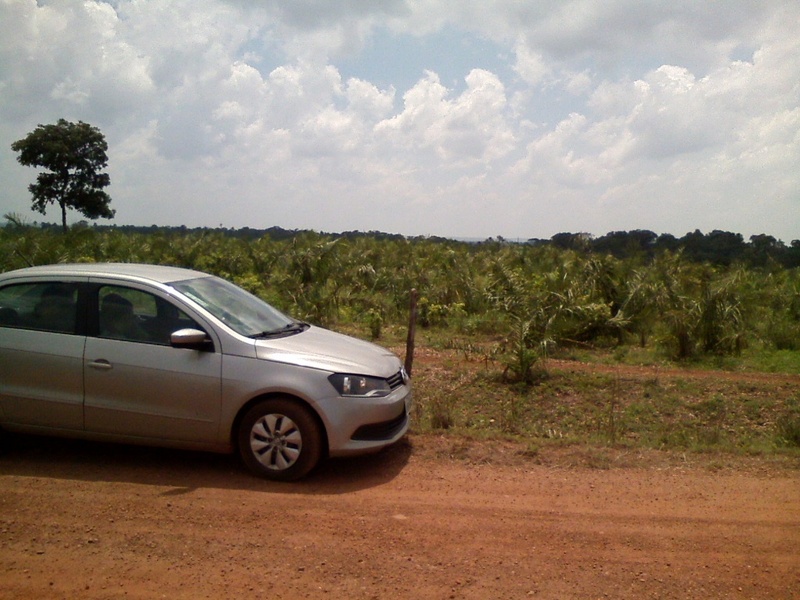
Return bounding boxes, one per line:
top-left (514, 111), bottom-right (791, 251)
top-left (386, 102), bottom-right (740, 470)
top-left (1, 433), bottom-right (798, 599)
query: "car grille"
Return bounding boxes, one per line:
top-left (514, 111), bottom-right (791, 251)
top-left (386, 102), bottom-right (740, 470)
top-left (387, 369), bottom-right (406, 390)
top-left (351, 407), bottom-right (408, 441)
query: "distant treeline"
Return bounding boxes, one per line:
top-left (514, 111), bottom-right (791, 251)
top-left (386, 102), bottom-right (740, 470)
top-left (34, 222), bottom-right (800, 269)
top-left (535, 230), bottom-right (800, 268)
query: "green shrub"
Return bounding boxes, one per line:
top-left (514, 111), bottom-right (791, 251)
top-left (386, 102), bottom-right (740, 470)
top-left (776, 412), bottom-right (800, 447)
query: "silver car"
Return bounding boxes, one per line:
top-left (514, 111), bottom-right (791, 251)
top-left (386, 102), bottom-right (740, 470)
top-left (0, 263), bottom-right (411, 481)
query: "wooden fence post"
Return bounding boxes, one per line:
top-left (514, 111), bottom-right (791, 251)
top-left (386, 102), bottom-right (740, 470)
top-left (404, 288), bottom-right (418, 377)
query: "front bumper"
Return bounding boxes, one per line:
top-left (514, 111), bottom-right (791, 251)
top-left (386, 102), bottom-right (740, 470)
top-left (323, 384), bottom-right (412, 457)
top-left (351, 404), bottom-right (408, 441)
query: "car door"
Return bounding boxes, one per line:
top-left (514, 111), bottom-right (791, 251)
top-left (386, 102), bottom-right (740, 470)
top-left (0, 279), bottom-right (86, 430)
top-left (83, 282), bottom-right (223, 444)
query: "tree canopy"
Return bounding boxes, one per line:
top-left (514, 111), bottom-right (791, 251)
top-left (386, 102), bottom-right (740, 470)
top-left (11, 119), bottom-right (115, 232)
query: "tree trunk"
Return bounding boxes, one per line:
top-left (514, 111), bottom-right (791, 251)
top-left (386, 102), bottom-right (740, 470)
top-left (60, 201), bottom-right (68, 233)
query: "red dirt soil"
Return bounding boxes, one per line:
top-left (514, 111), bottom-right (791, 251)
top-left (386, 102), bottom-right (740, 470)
top-left (1, 430), bottom-right (798, 600)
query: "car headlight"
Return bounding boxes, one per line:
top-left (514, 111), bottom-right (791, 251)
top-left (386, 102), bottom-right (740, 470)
top-left (328, 374), bottom-right (391, 397)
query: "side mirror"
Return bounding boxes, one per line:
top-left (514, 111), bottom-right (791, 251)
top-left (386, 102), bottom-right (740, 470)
top-left (170, 328), bottom-right (213, 351)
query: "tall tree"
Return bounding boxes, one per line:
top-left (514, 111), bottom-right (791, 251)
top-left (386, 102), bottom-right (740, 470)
top-left (11, 119), bottom-right (115, 232)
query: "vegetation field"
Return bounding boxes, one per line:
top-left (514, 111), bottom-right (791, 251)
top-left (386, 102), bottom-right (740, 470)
top-left (2, 220), bottom-right (799, 463)
top-left (401, 330), bottom-right (800, 469)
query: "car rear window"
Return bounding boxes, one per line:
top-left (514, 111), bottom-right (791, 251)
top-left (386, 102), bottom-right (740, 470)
top-left (0, 281), bottom-right (79, 334)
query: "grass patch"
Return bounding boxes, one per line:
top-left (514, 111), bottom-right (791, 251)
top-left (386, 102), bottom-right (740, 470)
top-left (776, 411), bottom-right (800, 447)
top-left (741, 349), bottom-right (800, 374)
top-left (409, 338), bottom-right (800, 462)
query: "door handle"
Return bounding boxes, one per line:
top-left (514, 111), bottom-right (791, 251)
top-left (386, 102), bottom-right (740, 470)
top-left (88, 359), bottom-right (113, 371)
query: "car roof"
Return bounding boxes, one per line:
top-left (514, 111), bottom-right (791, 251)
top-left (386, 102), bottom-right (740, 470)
top-left (0, 263), bottom-right (210, 285)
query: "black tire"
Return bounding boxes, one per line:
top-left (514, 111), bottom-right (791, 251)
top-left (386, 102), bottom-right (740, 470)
top-left (237, 398), bottom-right (323, 481)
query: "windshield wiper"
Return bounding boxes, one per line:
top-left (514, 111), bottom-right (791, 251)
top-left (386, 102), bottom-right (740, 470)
top-left (249, 321), bottom-right (309, 339)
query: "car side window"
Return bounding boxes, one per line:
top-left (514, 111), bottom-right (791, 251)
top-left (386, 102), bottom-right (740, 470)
top-left (0, 282), bottom-right (79, 334)
top-left (97, 285), bottom-right (204, 345)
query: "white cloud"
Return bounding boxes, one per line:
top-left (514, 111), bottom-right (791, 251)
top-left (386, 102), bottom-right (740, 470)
top-left (0, 0), bottom-right (153, 122)
top-left (0, 0), bottom-right (798, 241)
top-left (375, 69), bottom-right (514, 165)
top-left (345, 78), bottom-right (395, 120)
top-left (564, 69), bottom-right (592, 96)
top-left (513, 40), bottom-right (549, 86)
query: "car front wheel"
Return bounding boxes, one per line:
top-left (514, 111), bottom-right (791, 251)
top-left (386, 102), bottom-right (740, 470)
top-left (237, 398), bottom-right (323, 481)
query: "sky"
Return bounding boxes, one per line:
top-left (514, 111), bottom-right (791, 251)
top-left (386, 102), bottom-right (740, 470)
top-left (1, 0), bottom-right (798, 243)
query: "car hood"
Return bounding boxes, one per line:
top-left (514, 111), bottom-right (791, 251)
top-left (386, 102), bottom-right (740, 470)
top-left (254, 325), bottom-right (402, 376)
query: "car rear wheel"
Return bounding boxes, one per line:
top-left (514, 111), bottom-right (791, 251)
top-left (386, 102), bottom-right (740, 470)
top-left (238, 398), bottom-right (323, 481)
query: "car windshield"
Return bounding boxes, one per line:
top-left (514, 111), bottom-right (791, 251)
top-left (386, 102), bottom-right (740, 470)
top-left (171, 276), bottom-right (298, 337)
